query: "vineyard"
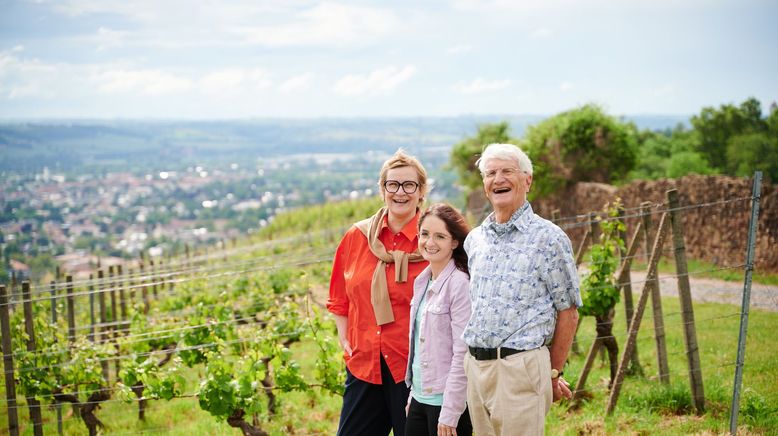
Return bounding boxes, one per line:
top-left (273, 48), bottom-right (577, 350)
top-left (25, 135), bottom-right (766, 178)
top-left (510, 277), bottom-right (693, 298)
top-left (2, 194), bottom-right (778, 435)
top-left (0, 199), bottom-right (384, 435)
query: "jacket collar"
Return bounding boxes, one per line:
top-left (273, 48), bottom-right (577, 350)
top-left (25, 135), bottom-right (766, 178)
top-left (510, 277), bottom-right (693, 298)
top-left (418, 258), bottom-right (458, 295)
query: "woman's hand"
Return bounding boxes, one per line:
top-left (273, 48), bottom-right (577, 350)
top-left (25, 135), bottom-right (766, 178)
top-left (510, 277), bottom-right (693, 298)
top-left (437, 423), bottom-right (457, 436)
top-left (333, 314), bottom-right (353, 356)
top-left (339, 336), bottom-right (353, 356)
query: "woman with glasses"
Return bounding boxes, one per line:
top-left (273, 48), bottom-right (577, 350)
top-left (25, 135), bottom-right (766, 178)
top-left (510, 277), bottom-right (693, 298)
top-left (328, 149), bottom-right (429, 436)
top-left (405, 203), bottom-right (473, 436)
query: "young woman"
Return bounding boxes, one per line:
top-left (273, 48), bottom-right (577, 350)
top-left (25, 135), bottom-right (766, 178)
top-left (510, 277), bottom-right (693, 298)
top-left (405, 203), bottom-right (472, 436)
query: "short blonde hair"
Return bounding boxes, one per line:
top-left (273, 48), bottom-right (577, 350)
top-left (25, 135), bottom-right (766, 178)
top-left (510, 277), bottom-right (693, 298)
top-left (378, 148), bottom-right (428, 199)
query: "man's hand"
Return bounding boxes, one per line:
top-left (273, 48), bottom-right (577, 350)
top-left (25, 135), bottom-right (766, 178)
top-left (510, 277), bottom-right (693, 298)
top-left (437, 423), bottom-right (457, 436)
top-left (552, 376), bottom-right (572, 402)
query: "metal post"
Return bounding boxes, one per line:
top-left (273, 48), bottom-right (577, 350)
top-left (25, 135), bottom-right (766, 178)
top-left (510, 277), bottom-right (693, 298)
top-left (730, 172), bottom-right (763, 434)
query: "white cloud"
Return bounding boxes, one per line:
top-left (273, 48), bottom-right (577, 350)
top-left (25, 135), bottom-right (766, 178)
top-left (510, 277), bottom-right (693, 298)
top-left (447, 44), bottom-right (473, 55)
top-left (95, 69), bottom-right (192, 95)
top-left (0, 50), bottom-right (62, 99)
top-left (233, 2), bottom-right (399, 47)
top-left (44, 1), bottom-right (397, 50)
top-left (454, 78), bottom-right (511, 94)
top-left (95, 27), bottom-right (129, 51)
top-left (560, 81), bottom-right (574, 91)
top-left (650, 83), bottom-right (679, 98)
top-left (530, 28), bottom-right (552, 39)
top-left (333, 65), bottom-right (417, 96)
top-left (279, 73), bottom-right (315, 93)
top-left (199, 68), bottom-right (272, 95)
top-left (0, 49), bottom-right (195, 99)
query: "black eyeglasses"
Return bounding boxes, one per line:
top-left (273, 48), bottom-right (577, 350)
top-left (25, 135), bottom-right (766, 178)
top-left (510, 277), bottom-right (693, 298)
top-left (383, 180), bottom-right (420, 194)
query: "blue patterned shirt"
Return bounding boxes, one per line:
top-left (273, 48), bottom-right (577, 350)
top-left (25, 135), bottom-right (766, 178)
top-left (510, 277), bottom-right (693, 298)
top-left (462, 202), bottom-right (581, 350)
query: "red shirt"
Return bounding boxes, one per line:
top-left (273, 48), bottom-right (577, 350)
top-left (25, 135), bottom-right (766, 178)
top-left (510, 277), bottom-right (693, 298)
top-left (327, 212), bottom-right (428, 384)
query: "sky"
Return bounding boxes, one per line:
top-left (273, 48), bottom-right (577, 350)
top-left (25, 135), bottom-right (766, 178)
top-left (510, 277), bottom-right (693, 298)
top-left (1, 0), bottom-right (776, 119)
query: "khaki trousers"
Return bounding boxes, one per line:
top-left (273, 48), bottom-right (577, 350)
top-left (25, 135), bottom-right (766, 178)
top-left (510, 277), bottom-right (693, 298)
top-left (464, 347), bottom-right (552, 436)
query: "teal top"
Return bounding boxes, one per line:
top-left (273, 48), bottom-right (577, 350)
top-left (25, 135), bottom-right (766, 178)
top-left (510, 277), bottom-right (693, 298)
top-left (410, 278), bottom-right (444, 406)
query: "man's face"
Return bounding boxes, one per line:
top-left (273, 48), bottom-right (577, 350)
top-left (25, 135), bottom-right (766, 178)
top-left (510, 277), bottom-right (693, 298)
top-left (482, 158), bottom-right (532, 215)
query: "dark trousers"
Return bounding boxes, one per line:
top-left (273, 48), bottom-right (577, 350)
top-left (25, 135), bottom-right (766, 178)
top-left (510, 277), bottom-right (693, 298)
top-left (405, 397), bottom-right (473, 436)
top-left (337, 356), bottom-right (410, 436)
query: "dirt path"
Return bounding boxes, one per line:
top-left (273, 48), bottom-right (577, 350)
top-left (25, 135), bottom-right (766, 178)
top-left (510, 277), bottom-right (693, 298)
top-left (629, 271), bottom-right (777, 312)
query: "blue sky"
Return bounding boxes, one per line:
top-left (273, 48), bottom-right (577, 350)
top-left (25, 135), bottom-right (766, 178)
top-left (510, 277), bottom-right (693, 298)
top-left (1, 0), bottom-right (776, 119)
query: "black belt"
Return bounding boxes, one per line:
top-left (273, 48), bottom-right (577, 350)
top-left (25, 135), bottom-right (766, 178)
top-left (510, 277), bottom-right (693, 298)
top-left (469, 346), bottom-right (526, 361)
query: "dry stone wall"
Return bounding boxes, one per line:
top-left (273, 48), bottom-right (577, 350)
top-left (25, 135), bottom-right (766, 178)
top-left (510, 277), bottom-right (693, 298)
top-left (467, 175), bottom-right (777, 272)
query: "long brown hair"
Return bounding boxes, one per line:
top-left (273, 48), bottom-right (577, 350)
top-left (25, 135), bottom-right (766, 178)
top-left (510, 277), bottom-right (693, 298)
top-left (419, 203), bottom-right (471, 276)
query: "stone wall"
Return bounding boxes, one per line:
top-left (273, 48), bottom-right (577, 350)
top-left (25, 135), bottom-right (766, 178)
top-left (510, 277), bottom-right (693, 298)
top-left (467, 175), bottom-right (777, 272)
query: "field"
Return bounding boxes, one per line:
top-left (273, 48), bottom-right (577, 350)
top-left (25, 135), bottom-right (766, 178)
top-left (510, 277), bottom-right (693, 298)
top-left (1, 198), bottom-right (776, 435)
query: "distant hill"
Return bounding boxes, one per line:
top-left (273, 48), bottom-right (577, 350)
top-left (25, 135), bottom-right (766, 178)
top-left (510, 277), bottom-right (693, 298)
top-left (0, 115), bottom-right (689, 172)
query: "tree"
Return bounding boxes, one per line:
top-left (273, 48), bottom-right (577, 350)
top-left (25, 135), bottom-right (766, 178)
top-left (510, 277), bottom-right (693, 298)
top-left (690, 97), bottom-right (767, 171)
top-left (523, 105), bottom-right (638, 199)
top-left (449, 122), bottom-right (517, 192)
top-left (726, 132), bottom-right (778, 182)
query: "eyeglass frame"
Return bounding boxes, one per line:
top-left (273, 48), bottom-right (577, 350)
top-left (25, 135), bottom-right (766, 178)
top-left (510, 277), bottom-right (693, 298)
top-left (383, 180), bottom-right (420, 194)
top-left (480, 167), bottom-right (528, 180)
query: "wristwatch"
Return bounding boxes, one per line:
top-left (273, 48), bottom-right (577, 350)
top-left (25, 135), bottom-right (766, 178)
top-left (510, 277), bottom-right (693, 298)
top-left (550, 368), bottom-right (563, 379)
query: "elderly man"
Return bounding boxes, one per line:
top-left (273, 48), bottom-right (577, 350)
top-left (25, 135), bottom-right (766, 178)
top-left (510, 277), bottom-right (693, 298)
top-left (462, 143), bottom-right (581, 435)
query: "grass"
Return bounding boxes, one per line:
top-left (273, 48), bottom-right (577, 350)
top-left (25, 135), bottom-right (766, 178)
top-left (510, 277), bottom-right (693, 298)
top-left (2, 199), bottom-right (777, 435)
top-left (546, 293), bottom-right (778, 435)
top-left (4, 294), bottom-right (775, 435)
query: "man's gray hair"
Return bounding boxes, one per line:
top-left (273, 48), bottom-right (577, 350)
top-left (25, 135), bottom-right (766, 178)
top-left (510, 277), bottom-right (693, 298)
top-left (476, 143), bottom-right (533, 175)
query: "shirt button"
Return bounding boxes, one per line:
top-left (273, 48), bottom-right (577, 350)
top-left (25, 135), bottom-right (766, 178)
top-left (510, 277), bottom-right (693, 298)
top-left (420, 337), bottom-right (425, 342)
top-left (376, 330), bottom-right (381, 335)
top-left (384, 354), bottom-right (388, 359)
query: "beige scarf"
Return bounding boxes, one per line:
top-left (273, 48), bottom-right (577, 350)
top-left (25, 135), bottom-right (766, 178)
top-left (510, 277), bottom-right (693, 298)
top-left (355, 207), bottom-right (425, 325)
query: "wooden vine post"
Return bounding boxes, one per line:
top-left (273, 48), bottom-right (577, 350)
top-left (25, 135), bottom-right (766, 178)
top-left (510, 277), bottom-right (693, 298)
top-left (97, 269), bottom-right (110, 381)
top-left (88, 273), bottom-right (96, 342)
top-left (643, 202), bottom-right (670, 383)
top-left (667, 189), bottom-right (705, 412)
top-left (607, 212), bottom-right (671, 415)
top-left (22, 281), bottom-right (44, 436)
top-left (1, 285), bottom-right (20, 436)
top-left (618, 206), bottom-right (642, 375)
top-left (66, 274), bottom-right (76, 342)
top-left (573, 211), bottom-right (642, 401)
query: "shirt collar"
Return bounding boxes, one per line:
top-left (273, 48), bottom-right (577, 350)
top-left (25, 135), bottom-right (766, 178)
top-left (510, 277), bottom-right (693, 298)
top-left (381, 209), bottom-right (421, 241)
top-left (485, 201), bottom-right (533, 235)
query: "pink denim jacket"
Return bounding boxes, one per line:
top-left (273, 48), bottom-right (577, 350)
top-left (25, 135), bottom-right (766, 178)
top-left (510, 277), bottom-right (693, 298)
top-left (405, 259), bottom-right (471, 427)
